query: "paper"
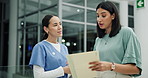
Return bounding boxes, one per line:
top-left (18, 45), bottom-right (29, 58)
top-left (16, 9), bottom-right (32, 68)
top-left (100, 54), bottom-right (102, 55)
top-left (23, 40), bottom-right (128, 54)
top-left (66, 51), bottom-right (100, 78)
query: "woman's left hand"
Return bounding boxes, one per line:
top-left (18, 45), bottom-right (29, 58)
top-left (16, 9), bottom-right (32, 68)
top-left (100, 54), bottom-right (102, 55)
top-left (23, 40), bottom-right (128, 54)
top-left (89, 61), bottom-right (112, 71)
top-left (63, 66), bottom-right (71, 74)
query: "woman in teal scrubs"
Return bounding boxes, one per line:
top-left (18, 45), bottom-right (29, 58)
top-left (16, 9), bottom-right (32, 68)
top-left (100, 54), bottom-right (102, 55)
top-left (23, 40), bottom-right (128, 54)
top-left (29, 15), bottom-right (71, 78)
top-left (89, 1), bottom-right (142, 78)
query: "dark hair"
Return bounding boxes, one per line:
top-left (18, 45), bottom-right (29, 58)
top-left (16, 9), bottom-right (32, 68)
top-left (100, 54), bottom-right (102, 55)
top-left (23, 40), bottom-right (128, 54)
top-left (42, 15), bottom-right (54, 40)
top-left (96, 1), bottom-right (121, 38)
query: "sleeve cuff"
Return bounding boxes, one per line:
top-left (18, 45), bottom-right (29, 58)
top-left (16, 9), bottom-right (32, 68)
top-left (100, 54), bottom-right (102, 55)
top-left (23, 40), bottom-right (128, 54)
top-left (57, 66), bottom-right (65, 76)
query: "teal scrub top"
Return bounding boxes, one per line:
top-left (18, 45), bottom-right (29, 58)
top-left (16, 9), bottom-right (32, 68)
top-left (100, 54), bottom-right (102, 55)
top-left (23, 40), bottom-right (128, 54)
top-left (29, 40), bottom-right (69, 78)
top-left (93, 26), bottom-right (142, 77)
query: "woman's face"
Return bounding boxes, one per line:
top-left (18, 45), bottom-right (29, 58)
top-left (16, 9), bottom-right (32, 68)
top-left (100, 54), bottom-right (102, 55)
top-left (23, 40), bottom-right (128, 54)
top-left (46, 16), bottom-right (62, 38)
top-left (96, 8), bottom-right (115, 32)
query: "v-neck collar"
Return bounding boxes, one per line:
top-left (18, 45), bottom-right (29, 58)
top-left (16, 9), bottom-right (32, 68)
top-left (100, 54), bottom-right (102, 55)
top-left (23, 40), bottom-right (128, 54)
top-left (43, 40), bottom-right (62, 53)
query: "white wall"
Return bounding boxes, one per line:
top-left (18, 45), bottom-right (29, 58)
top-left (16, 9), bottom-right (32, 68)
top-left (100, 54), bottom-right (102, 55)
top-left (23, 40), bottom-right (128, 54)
top-left (119, 1), bottom-right (128, 27)
top-left (134, 0), bottom-right (148, 78)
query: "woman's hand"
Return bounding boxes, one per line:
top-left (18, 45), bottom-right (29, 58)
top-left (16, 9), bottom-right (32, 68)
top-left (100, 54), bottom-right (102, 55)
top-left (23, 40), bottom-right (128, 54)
top-left (89, 61), bottom-right (140, 75)
top-left (63, 66), bottom-right (71, 74)
top-left (89, 61), bottom-right (112, 71)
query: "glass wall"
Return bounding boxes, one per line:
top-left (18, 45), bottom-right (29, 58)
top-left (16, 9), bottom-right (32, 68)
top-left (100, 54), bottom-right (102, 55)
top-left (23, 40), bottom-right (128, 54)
top-left (62, 22), bottom-right (84, 53)
top-left (87, 0), bottom-right (104, 8)
top-left (87, 9), bottom-right (96, 23)
top-left (62, 0), bottom-right (101, 53)
top-left (87, 25), bottom-right (97, 51)
top-left (63, 0), bottom-right (85, 6)
top-left (62, 5), bottom-right (85, 22)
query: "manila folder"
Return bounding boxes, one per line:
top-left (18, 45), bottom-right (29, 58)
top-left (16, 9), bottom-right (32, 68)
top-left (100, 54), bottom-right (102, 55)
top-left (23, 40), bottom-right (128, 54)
top-left (66, 51), bottom-right (99, 78)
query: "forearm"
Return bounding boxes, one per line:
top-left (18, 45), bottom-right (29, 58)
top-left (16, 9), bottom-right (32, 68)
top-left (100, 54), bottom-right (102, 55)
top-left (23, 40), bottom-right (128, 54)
top-left (89, 61), bottom-right (140, 75)
top-left (113, 63), bottom-right (140, 74)
top-left (33, 65), bottom-right (64, 78)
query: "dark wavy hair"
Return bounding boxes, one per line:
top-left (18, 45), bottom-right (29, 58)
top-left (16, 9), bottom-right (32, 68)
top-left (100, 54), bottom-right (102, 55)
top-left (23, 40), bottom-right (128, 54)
top-left (96, 1), bottom-right (121, 38)
top-left (42, 15), bottom-right (54, 40)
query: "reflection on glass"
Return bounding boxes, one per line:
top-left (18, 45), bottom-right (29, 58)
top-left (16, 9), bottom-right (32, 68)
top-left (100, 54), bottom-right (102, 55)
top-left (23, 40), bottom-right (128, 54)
top-left (40, 6), bottom-right (58, 24)
top-left (87, 0), bottom-right (104, 8)
top-left (25, 27), bottom-right (38, 65)
top-left (40, 0), bottom-right (58, 9)
top-left (87, 10), bottom-right (96, 23)
top-left (87, 25), bottom-right (97, 51)
top-left (62, 22), bottom-right (84, 54)
top-left (26, 14), bottom-right (38, 26)
top-left (63, 0), bottom-right (84, 6)
top-left (17, 30), bottom-right (24, 66)
top-left (26, 0), bottom-right (39, 14)
top-left (40, 24), bottom-right (46, 41)
top-left (0, 65), bottom-right (33, 77)
top-left (62, 5), bottom-right (84, 22)
top-left (18, 18), bottom-right (24, 29)
top-left (18, 0), bottom-right (25, 17)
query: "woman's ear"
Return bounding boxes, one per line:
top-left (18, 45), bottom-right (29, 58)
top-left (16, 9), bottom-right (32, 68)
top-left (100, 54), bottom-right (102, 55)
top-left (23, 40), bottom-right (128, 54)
top-left (112, 13), bottom-right (115, 20)
top-left (43, 26), bottom-right (48, 34)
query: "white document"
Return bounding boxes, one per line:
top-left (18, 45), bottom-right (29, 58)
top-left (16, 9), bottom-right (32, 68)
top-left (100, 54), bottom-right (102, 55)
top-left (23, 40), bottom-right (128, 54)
top-left (66, 51), bottom-right (100, 78)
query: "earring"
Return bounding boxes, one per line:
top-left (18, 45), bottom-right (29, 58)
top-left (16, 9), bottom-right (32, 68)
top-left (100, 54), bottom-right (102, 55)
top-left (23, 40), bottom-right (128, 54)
top-left (47, 31), bottom-right (49, 34)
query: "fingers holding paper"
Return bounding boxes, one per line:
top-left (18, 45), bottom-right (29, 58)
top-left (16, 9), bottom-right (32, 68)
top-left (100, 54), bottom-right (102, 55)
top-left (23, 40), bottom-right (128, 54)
top-left (89, 61), bottom-right (112, 71)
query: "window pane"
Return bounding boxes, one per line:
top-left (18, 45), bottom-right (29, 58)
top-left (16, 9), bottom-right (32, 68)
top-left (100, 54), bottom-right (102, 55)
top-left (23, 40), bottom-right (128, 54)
top-left (26, 0), bottom-right (39, 14)
top-left (62, 22), bottom-right (84, 54)
top-left (40, 6), bottom-right (58, 25)
top-left (25, 27), bottom-right (38, 64)
top-left (40, 0), bottom-right (58, 9)
top-left (62, 5), bottom-right (84, 22)
top-left (128, 17), bottom-right (134, 28)
top-left (87, 10), bottom-right (96, 23)
top-left (128, 5), bottom-right (134, 16)
top-left (63, 0), bottom-right (84, 6)
top-left (87, 0), bottom-right (104, 8)
top-left (18, 0), bottom-right (25, 17)
top-left (87, 25), bottom-right (97, 51)
top-left (26, 14), bottom-right (38, 27)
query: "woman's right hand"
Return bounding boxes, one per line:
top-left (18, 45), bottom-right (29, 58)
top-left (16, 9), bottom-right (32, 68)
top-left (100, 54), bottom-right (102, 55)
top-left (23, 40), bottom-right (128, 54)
top-left (63, 66), bottom-right (71, 74)
top-left (89, 61), bottom-right (112, 71)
